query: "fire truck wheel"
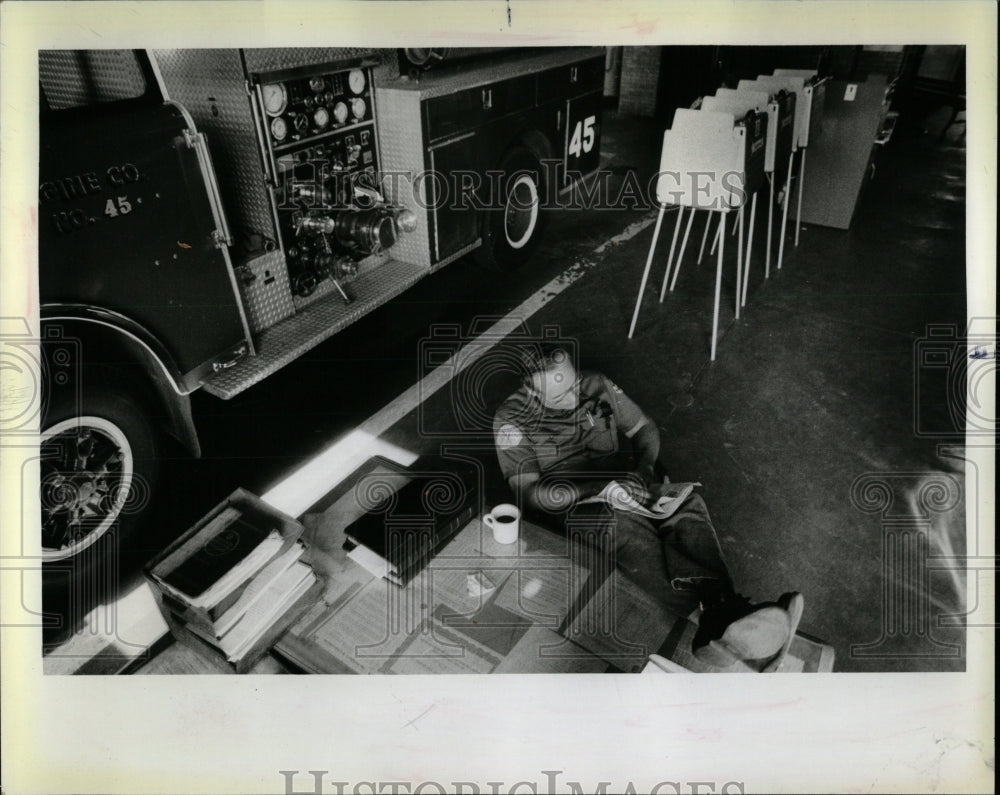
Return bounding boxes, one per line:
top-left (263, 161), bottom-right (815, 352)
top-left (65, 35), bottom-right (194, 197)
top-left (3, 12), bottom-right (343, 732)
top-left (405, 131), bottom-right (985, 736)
top-left (40, 380), bottom-right (160, 572)
top-left (476, 146), bottom-right (546, 270)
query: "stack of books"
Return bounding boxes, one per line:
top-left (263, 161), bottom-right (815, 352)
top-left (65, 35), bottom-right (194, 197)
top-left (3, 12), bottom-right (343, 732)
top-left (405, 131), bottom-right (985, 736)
top-left (147, 490), bottom-right (322, 672)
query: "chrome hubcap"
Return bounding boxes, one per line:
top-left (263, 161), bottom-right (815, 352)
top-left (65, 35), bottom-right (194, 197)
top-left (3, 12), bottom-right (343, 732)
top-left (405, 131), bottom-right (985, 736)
top-left (504, 174), bottom-right (539, 250)
top-left (40, 417), bottom-right (133, 561)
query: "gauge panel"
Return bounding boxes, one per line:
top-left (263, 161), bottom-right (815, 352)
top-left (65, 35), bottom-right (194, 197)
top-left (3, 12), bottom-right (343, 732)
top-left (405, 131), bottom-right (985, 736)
top-left (262, 83), bottom-right (288, 116)
top-left (348, 69), bottom-right (366, 94)
top-left (257, 64), bottom-right (375, 149)
top-left (254, 62), bottom-right (382, 295)
top-left (270, 116), bottom-right (288, 142)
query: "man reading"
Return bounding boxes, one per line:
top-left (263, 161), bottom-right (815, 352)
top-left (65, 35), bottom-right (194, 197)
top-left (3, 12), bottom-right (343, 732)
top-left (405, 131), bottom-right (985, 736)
top-left (493, 345), bottom-right (803, 669)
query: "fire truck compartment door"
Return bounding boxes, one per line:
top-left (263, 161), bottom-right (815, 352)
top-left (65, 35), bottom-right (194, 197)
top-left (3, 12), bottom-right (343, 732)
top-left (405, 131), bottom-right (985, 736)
top-left (39, 102), bottom-right (251, 383)
top-left (563, 90), bottom-right (602, 186)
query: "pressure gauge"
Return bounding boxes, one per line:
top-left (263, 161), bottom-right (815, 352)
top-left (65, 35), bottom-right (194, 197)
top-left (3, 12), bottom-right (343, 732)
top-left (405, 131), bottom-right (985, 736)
top-left (261, 83), bottom-right (288, 116)
top-left (293, 113), bottom-right (309, 134)
top-left (348, 69), bottom-right (366, 94)
top-left (270, 116), bottom-right (288, 141)
top-left (313, 106), bottom-right (330, 130)
top-left (333, 101), bottom-right (349, 124)
top-left (351, 97), bottom-right (367, 119)
top-left (309, 76), bottom-right (326, 93)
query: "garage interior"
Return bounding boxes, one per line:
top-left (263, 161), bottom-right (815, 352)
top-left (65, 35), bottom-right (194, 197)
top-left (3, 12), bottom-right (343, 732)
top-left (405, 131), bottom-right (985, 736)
top-left (42, 44), bottom-right (972, 675)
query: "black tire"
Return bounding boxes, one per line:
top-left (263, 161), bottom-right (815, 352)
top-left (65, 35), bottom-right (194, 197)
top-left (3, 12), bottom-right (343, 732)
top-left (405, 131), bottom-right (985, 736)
top-left (40, 378), bottom-right (160, 634)
top-left (475, 146), bottom-right (547, 270)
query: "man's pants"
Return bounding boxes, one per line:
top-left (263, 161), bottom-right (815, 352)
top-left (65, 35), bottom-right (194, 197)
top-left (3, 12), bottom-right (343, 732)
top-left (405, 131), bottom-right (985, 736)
top-left (564, 493), bottom-right (733, 617)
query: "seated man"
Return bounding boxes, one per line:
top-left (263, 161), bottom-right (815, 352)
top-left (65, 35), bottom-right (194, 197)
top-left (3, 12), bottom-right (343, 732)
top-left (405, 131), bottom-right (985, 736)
top-left (492, 344), bottom-right (803, 669)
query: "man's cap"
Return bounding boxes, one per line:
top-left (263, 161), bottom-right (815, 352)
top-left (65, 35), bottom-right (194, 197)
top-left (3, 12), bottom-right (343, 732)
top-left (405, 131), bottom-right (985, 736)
top-left (519, 344), bottom-right (572, 379)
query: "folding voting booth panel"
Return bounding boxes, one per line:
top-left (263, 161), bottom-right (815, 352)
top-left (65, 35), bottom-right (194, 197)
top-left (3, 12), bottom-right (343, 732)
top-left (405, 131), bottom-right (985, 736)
top-left (629, 108), bottom-right (758, 361)
top-left (699, 95), bottom-right (769, 308)
top-left (773, 69), bottom-right (828, 150)
top-left (748, 73), bottom-right (828, 248)
top-left (729, 84), bottom-right (797, 276)
top-left (739, 78), bottom-right (802, 270)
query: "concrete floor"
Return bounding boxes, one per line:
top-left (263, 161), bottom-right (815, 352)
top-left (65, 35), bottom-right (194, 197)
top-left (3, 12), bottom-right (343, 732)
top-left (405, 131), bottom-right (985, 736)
top-left (46, 105), bottom-right (969, 674)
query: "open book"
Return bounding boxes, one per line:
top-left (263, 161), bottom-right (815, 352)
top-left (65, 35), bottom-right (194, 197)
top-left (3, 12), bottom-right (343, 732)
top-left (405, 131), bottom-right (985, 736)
top-left (579, 480), bottom-right (702, 520)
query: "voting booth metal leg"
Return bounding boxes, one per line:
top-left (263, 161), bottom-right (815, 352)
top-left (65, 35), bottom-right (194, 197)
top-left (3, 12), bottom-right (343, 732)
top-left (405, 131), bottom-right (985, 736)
top-left (709, 212), bottom-right (724, 256)
top-left (670, 205), bottom-right (696, 292)
top-left (766, 175), bottom-right (774, 279)
top-left (741, 192), bottom-right (758, 308)
top-left (711, 212), bottom-right (726, 361)
top-left (778, 150), bottom-right (794, 270)
top-left (697, 210), bottom-right (712, 265)
top-left (659, 205), bottom-right (685, 302)
top-left (735, 206), bottom-right (743, 320)
top-left (795, 147), bottom-right (806, 247)
top-left (628, 204), bottom-right (667, 339)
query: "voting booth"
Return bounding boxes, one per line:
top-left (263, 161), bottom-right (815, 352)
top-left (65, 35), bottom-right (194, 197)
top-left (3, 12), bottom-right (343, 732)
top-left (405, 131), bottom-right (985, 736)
top-left (699, 92), bottom-right (769, 309)
top-left (629, 105), bottom-right (766, 361)
top-left (734, 80), bottom-right (798, 273)
top-left (747, 71), bottom-right (828, 255)
top-left (629, 68), bottom-right (830, 361)
top-left (774, 68), bottom-right (828, 149)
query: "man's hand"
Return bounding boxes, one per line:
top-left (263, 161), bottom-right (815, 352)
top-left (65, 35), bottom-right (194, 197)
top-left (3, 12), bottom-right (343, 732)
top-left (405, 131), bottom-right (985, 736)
top-left (647, 480), bottom-right (675, 500)
top-left (630, 423), bottom-right (663, 487)
top-left (619, 473), bottom-right (652, 505)
top-left (635, 462), bottom-right (657, 487)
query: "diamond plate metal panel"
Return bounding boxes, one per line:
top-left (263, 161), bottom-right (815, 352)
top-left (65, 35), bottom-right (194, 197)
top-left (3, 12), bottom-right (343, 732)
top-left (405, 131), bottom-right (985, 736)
top-left (243, 48), bottom-right (398, 84)
top-left (237, 250), bottom-right (295, 333)
top-left (201, 257), bottom-right (427, 398)
top-left (151, 49), bottom-right (277, 261)
top-left (40, 50), bottom-right (148, 110)
top-left (290, 271), bottom-right (339, 310)
top-left (376, 87), bottom-right (433, 267)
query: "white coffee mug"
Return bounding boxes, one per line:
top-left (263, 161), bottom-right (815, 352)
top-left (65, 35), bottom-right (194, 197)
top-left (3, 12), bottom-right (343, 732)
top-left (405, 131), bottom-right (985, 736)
top-left (483, 503), bottom-right (520, 544)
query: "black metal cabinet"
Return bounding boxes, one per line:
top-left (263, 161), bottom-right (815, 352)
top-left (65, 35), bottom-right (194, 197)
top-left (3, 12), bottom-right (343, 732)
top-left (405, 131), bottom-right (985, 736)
top-left (425, 73), bottom-right (536, 142)
top-left (537, 56), bottom-right (604, 103)
top-left (564, 89), bottom-right (603, 183)
top-left (377, 49), bottom-right (605, 269)
top-left (427, 132), bottom-right (483, 262)
top-left (799, 76), bottom-right (891, 230)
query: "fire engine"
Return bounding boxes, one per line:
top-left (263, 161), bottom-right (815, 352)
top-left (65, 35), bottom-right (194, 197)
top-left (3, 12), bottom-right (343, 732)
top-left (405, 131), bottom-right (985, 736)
top-left (38, 47), bottom-right (604, 578)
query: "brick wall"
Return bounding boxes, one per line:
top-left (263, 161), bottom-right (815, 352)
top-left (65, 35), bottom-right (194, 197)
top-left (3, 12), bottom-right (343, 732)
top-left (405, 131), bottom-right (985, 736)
top-left (619, 46), bottom-right (662, 117)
